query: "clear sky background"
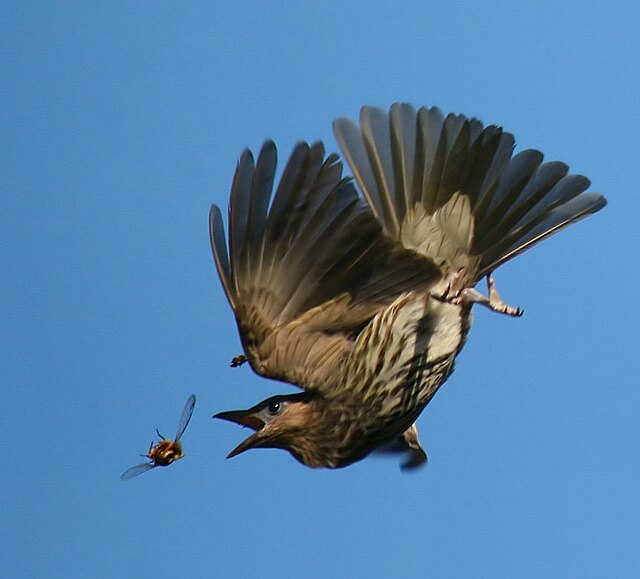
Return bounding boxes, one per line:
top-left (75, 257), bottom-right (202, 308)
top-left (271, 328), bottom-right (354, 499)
top-left (2, 2), bottom-right (638, 577)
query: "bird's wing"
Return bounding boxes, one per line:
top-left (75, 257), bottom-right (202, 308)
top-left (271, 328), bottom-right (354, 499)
top-left (211, 140), bottom-right (441, 392)
top-left (334, 103), bottom-right (606, 288)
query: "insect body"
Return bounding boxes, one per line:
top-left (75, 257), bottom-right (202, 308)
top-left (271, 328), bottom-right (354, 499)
top-left (121, 394), bottom-right (196, 480)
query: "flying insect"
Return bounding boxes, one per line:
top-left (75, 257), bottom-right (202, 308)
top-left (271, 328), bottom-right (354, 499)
top-left (121, 394), bottom-right (196, 480)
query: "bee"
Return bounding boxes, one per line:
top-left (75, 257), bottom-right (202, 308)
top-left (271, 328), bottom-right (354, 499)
top-left (121, 394), bottom-right (196, 480)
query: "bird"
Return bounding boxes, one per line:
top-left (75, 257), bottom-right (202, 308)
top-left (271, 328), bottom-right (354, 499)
top-left (121, 394), bottom-right (196, 480)
top-left (210, 103), bottom-right (606, 470)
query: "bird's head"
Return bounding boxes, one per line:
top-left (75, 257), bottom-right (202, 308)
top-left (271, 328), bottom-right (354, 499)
top-left (214, 392), bottom-right (350, 468)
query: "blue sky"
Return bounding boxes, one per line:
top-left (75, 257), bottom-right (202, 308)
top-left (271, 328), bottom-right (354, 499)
top-left (2, 2), bottom-right (638, 577)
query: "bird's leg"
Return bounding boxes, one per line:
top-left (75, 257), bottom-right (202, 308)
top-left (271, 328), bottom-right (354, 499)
top-left (399, 423), bottom-right (428, 471)
top-left (230, 355), bottom-right (247, 367)
top-left (373, 423), bottom-right (428, 470)
top-left (459, 275), bottom-right (523, 317)
top-left (432, 269), bottom-right (463, 302)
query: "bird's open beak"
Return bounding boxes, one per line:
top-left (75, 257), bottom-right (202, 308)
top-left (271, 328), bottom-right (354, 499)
top-left (214, 409), bottom-right (265, 431)
top-left (213, 409), bottom-right (266, 458)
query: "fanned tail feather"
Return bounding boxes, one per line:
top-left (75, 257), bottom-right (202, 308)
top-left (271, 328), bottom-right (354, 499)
top-left (334, 103), bottom-right (606, 285)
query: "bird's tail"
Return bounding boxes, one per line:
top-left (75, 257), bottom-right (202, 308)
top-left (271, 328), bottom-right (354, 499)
top-left (333, 103), bottom-right (606, 286)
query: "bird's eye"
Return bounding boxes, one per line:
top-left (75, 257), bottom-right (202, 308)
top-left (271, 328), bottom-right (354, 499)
top-left (267, 401), bottom-right (284, 415)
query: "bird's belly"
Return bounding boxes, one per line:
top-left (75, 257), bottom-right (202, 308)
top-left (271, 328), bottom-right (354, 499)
top-left (348, 294), bottom-right (471, 441)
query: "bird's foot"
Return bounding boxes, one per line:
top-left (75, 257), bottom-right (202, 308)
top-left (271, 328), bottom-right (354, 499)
top-left (374, 423), bottom-right (428, 470)
top-left (398, 423), bottom-right (428, 471)
top-left (459, 275), bottom-right (523, 317)
top-left (432, 269), bottom-right (464, 303)
top-left (230, 355), bottom-right (248, 368)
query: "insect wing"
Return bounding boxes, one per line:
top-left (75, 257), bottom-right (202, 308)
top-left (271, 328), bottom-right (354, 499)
top-left (120, 462), bottom-right (154, 480)
top-left (175, 394), bottom-right (196, 442)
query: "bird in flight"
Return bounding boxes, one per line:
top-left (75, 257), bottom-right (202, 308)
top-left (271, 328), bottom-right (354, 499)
top-left (121, 394), bottom-right (196, 480)
top-left (211, 103), bottom-right (606, 470)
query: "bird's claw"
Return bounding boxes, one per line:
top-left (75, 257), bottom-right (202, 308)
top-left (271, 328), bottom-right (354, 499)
top-left (486, 275), bottom-right (523, 317)
top-left (458, 275), bottom-right (523, 317)
top-left (435, 274), bottom-right (523, 317)
top-left (432, 270), bottom-right (464, 304)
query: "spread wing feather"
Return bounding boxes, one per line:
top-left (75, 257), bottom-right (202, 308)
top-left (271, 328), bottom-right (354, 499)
top-left (210, 140), bottom-right (440, 392)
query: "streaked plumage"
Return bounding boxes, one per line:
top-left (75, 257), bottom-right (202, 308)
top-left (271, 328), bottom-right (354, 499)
top-left (212, 104), bottom-right (606, 469)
